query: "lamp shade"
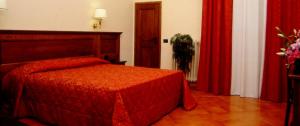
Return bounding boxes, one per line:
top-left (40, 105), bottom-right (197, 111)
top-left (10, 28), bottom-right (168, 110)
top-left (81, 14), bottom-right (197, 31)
top-left (0, 0), bottom-right (6, 9)
top-left (94, 9), bottom-right (107, 19)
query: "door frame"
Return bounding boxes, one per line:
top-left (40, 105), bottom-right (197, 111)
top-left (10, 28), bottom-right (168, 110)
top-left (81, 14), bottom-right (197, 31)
top-left (134, 1), bottom-right (162, 68)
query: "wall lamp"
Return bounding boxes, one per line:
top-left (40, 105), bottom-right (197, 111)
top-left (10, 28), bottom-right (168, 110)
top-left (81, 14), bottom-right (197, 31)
top-left (93, 9), bottom-right (107, 29)
top-left (0, 0), bottom-right (7, 10)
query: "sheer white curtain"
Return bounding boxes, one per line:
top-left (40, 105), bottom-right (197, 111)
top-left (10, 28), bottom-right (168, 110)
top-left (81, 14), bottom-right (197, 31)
top-left (231, 0), bottom-right (267, 98)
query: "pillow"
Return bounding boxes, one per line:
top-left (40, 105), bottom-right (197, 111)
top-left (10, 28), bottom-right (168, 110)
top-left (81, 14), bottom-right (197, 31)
top-left (6, 57), bottom-right (109, 77)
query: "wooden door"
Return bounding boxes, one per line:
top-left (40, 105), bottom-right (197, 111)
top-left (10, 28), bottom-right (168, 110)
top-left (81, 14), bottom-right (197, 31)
top-left (135, 2), bottom-right (161, 68)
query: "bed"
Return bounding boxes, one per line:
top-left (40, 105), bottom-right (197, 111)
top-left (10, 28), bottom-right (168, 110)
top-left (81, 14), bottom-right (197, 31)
top-left (0, 30), bottom-right (196, 126)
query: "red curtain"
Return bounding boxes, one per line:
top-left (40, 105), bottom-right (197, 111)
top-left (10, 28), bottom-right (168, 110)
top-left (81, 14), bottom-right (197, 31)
top-left (261, 0), bottom-right (300, 102)
top-left (197, 0), bottom-right (233, 95)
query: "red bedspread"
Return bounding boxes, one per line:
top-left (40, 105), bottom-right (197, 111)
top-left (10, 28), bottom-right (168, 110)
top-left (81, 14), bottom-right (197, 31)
top-left (2, 57), bottom-right (196, 126)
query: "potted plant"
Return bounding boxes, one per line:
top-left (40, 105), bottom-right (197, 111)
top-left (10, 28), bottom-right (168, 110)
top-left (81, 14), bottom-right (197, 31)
top-left (276, 27), bottom-right (300, 74)
top-left (170, 33), bottom-right (195, 73)
top-left (275, 27), bottom-right (300, 126)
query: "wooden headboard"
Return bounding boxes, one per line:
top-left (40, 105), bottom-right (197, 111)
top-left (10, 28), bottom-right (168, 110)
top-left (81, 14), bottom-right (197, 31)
top-left (0, 30), bottom-right (122, 79)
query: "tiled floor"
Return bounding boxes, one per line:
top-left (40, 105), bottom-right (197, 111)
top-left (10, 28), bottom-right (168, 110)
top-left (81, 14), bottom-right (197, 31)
top-left (18, 89), bottom-right (286, 126)
top-left (152, 91), bottom-right (286, 126)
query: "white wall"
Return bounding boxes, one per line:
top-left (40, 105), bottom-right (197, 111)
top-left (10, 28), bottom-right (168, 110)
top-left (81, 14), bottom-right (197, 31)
top-left (0, 0), bottom-right (134, 65)
top-left (134, 0), bottom-right (202, 69)
top-left (231, 0), bottom-right (267, 98)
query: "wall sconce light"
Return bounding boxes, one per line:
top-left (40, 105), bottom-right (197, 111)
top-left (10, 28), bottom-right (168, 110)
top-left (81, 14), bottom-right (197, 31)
top-left (0, 0), bottom-right (7, 10)
top-left (93, 9), bottom-right (107, 29)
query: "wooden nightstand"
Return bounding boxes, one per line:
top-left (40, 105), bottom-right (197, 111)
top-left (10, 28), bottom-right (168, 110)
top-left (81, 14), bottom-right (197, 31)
top-left (113, 61), bottom-right (127, 65)
top-left (0, 116), bottom-right (26, 126)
